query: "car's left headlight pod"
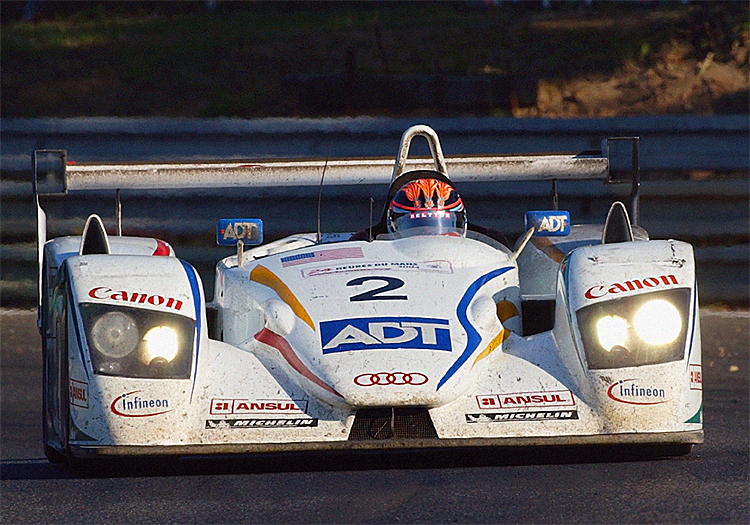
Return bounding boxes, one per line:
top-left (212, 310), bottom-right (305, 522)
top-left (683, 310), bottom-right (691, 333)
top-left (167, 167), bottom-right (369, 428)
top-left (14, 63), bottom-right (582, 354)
top-left (79, 303), bottom-right (195, 379)
top-left (575, 288), bottom-right (692, 369)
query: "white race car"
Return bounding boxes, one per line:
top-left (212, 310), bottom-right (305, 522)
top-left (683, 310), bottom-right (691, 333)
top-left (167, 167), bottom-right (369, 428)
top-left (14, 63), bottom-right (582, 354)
top-left (35, 125), bottom-right (702, 466)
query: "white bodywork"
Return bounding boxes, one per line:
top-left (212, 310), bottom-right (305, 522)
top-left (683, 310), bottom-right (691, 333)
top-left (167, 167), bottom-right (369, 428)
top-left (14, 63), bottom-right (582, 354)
top-left (37, 126), bottom-right (702, 461)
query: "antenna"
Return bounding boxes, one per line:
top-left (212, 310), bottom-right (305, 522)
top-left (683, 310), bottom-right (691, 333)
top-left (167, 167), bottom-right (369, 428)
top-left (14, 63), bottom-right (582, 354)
top-left (369, 197), bottom-right (375, 242)
top-left (316, 143), bottom-right (332, 244)
top-left (116, 189), bottom-right (122, 236)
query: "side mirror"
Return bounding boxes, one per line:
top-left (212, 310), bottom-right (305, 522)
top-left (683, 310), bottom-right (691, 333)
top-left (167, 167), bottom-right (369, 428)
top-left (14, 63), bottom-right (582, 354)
top-left (216, 219), bottom-right (264, 246)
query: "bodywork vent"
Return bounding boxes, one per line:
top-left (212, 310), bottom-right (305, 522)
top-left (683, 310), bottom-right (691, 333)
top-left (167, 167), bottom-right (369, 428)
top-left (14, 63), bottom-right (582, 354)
top-left (348, 408), bottom-right (438, 440)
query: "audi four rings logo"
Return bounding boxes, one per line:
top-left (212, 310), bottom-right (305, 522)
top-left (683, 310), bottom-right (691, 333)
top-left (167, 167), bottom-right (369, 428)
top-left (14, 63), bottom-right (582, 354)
top-left (354, 372), bottom-right (429, 387)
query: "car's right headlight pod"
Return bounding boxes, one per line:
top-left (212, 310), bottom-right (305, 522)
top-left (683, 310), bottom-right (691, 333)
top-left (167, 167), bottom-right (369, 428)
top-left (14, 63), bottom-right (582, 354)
top-left (79, 303), bottom-right (195, 379)
top-left (575, 288), bottom-right (692, 369)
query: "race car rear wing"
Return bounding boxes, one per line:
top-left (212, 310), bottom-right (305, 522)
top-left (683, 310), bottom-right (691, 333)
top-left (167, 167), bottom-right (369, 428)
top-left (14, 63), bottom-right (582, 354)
top-left (32, 125), bottom-right (638, 191)
top-left (32, 125), bottom-right (639, 308)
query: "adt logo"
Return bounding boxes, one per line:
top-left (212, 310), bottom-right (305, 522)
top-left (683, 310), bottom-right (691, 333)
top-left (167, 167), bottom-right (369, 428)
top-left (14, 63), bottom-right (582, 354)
top-left (216, 218), bottom-right (264, 246)
top-left (320, 317), bottom-right (451, 354)
top-left (525, 211), bottom-right (571, 236)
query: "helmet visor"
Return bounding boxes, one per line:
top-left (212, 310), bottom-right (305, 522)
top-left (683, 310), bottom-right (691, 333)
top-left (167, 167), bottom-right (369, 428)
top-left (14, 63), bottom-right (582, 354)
top-left (390, 208), bottom-right (466, 238)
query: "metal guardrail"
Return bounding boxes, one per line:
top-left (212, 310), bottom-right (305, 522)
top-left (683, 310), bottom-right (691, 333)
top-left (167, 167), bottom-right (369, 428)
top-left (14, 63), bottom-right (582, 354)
top-left (2, 178), bottom-right (747, 307)
top-left (1, 116), bottom-right (748, 306)
top-left (3, 115), bottom-right (748, 170)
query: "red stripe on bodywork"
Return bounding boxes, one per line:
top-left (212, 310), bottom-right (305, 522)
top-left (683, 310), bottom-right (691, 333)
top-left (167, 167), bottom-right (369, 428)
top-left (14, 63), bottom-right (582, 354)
top-left (255, 328), bottom-right (343, 398)
top-left (153, 239), bottom-right (171, 256)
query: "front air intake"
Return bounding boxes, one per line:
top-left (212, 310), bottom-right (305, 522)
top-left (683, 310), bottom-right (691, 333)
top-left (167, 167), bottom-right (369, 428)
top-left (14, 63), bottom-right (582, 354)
top-left (348, 407), bottom-right (438, 440)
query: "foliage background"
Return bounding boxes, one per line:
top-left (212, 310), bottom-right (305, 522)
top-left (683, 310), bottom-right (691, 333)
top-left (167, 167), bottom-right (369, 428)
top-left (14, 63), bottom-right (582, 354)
top-left (2, 1), bottom-right (748, 118)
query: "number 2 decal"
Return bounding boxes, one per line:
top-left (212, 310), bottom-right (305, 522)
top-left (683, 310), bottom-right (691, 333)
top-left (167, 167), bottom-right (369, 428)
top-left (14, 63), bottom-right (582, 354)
top-left (347, 276), bottom-right (407, 302)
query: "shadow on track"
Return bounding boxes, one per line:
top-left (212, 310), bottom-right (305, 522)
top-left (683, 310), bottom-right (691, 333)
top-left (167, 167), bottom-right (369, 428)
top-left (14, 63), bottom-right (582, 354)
top-left (1, 443), bottom-right (694, 480)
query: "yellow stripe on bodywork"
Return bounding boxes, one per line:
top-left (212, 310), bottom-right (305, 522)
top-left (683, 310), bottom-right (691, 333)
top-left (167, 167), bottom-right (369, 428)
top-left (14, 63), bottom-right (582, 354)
top-left (472, 300), bottom-right (519, 366)
top-left (250, 265), bottom-right (315, 331)
top-left (496, 300), bottom-right (519, 323)
top-left (530, 236), bottom-right (566, 263)
top-left (473, 328), bottom-right (511, 366)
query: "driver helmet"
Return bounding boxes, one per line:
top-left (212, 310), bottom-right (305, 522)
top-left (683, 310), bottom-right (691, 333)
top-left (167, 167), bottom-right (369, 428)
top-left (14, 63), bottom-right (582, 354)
top-left (387, 177), bottom-right (467, 237)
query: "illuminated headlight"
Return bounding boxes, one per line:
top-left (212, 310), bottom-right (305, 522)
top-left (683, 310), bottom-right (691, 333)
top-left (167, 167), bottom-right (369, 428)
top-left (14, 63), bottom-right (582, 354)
top-left (596, 315), bottom-right (628, 352)
top-left (633, 299), bottom-right (682, 346)
top-left (577, 289), bottom-right (691, 369)
top-left (79, 304), bottom-right (195, 379)
top-left (143, 326), bottom-right (179, 364)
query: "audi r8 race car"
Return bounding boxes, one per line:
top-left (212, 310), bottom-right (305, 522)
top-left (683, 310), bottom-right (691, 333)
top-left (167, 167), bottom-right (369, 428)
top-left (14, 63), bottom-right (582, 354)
top-left (34, 125), bottom-right (702, 467)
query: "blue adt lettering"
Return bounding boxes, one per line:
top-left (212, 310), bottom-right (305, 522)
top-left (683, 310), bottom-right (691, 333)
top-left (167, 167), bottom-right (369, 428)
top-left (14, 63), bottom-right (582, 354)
top-left (320, 316), bottom-right (451, 353)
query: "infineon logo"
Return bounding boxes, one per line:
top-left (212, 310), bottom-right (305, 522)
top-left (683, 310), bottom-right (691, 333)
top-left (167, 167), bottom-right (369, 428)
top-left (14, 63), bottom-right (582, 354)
top-left (320, 316), bottom-right (451, 353)
top-left (607, 379), bottom-right (668, 405)
top-left (110, 391), bottom-right (172, 417)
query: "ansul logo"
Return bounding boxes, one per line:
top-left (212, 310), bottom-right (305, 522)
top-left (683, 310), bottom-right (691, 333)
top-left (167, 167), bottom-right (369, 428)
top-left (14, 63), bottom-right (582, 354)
top-left (585, 275), bottom-right (678, 300)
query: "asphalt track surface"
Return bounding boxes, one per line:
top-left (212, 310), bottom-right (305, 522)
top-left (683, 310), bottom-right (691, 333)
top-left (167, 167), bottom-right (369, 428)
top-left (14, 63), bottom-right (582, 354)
top-left (1, 308), bottom-right (747, 524)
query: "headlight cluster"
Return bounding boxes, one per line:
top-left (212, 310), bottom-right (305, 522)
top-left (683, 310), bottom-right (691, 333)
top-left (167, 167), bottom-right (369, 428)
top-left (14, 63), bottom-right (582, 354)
top-left (80, 303), bottom-right (195, 379)
top-left (576, 288), bottom-right (691, 369)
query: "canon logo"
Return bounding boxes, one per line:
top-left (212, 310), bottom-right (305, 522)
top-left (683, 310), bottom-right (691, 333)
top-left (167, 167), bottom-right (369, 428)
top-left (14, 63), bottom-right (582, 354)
top-left (88, 286), bottom-right (183, 311)
top-left (584, 274), bottom-right (678, 300)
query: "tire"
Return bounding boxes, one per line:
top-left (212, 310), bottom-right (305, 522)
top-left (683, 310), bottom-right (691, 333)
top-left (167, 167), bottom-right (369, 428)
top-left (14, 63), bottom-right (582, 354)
top-left (44, 444), bottom-right (68, 465)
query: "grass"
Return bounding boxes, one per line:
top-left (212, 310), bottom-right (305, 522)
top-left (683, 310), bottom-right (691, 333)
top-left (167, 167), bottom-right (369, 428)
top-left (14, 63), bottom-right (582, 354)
top-left (2, 1), bottom-right (747, 118)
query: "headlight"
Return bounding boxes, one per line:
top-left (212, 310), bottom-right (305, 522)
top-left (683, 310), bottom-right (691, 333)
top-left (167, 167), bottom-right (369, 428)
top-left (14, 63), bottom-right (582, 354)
top-left (79, 304), bottom-right (195, 379)
top-left (143, 326), bottom-right (179, 363)
top-left (596, 315), bottom-right (628, 351)
top-left (577, 288), bottom-right (691, 369)
top-left (90, 311), bottom-right (139, 358)
top-left (633, 299), bottom-right (682, 346)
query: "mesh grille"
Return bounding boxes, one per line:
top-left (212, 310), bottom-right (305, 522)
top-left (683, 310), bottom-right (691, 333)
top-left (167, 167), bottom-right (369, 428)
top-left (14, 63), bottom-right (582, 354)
top-left (349, 407), bottom-right (438, 441)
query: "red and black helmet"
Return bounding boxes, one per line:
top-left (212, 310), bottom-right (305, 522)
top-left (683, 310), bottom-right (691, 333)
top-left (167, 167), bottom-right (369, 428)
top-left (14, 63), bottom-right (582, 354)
top-left (387, 175), bottom-right (467, 237)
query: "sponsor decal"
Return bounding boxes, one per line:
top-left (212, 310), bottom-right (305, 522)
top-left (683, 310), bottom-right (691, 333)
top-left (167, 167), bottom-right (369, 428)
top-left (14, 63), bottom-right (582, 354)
top-left (585, 275), bottom-right (679, 300)
top-left (607, 379), bottom-right (668, 405)
top-left (302, 260), bottom-right (453, 277)
top-left (216, 219), bottom-right (263, 246)
top-left (476, 390), bottom-right (575, 410)
top-left (70, 379), bottom-right (89, 408)
top-left (321, 316), bottom-right (451, 353)
top-left (354, 372), bottom-right (428, 387)
top-left (110, 391), bottom-right (172, 417)
top-left (281, 247), bottom-right (364, 268)
top-left (690, 364), bottom-right (702, 390)
top-left (210, 398), bottom-right (307, 415)
top-left (205, 418), bottom-right (318, 429)
top-left (525, 210), bottom-right (571, 236)
top-left (88, 286), bottom-right (183, 311)
top-left (466, 411), bottom-right (579, 423)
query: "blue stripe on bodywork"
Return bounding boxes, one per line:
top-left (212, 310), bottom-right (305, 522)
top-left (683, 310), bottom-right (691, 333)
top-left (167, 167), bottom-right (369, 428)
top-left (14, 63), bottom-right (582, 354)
top-left (437, 266), bottom-right (514, 390)
top-left (687, 281), bottom-right (698, 361)
top-left (179, 260), bottom-right (202, 398)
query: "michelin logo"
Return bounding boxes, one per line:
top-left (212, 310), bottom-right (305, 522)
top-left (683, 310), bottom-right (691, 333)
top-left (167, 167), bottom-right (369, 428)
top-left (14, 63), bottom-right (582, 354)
top-left (525, 211), bottom-right (571, 237)
top-left (320, 316), bottom-right (451, 353)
